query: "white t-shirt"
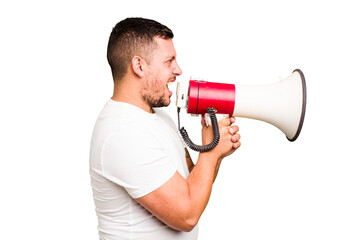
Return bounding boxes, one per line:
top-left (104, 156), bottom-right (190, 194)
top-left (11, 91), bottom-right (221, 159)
top-left (89, 100), bottom-right (198, 240)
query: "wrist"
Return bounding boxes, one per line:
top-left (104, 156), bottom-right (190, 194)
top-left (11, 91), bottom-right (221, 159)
top-left (198, 151), bottom-right (218, 163)
top-left (198, 152), bottom-right (223, 167)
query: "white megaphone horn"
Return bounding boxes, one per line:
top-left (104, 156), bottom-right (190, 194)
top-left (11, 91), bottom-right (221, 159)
top-left (176, 69), bottom-right (307, 152)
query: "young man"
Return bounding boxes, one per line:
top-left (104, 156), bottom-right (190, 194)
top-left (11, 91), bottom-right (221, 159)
top-left (89, 17), bottom-right (241, 240)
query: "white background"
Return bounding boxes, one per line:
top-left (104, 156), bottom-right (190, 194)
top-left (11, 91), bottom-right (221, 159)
top-left (1, 0), bottom-right (359, 239)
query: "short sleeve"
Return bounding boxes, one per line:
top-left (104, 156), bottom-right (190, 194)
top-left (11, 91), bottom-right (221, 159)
top-left (101, 127), bottom-right (177, 199)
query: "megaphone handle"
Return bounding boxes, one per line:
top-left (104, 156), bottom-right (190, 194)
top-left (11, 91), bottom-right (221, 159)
top-left (178, 108), bottom-right (220, 152)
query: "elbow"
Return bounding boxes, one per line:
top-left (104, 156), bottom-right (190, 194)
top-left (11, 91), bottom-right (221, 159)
top-left (184, 219), bottom-right (198, 232)
top-left (160, 209), bottom-right (199, 232)
top-left (179, 215), bottom-right (199, 232)
top-left (166, 211), bottom-right (199, 232)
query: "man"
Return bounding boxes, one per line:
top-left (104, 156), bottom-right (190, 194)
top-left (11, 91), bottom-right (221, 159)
top-left (89, 17), bottom-right (241, 240)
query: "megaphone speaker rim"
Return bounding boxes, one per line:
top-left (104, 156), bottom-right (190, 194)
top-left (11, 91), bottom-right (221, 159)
top-left (287, 69), bottom-right (307, 142)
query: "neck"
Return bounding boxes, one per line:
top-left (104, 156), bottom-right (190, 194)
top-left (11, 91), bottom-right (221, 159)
top-left (111, 80), bottom-right (153, 113)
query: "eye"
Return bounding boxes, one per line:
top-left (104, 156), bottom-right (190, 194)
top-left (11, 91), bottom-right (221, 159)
top-left (166, 57), bottom-right (175, 64)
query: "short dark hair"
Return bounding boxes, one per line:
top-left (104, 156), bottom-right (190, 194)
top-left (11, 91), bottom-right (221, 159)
top-left (107, 17), bottom-right (174, 81)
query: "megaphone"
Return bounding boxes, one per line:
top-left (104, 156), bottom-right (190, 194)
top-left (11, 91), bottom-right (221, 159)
top-left (176, 69), bottom-right (307, 152)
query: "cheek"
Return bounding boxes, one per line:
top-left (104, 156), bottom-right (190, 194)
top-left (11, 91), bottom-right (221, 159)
top-left (148, 65), bottom-right (169, 86)
top-left (154, 78), bottom-right (163, 86)
top-left (152, 75), bottom-right (167, 87)
top-left (149, 68), bottom-right (161, 82)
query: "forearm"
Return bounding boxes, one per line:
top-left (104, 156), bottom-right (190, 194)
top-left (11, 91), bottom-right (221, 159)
top-left (213, 157), bottom-right (223, 182)
top-left (184, 152), bottom-right (221, 226)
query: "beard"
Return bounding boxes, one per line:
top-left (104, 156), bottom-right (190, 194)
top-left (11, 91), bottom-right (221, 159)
top-left (140, 71), bottom-right (171, 108)
top-left (142, 91), bottom-right (169, 108)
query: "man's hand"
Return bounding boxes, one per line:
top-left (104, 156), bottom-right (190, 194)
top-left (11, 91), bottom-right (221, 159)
top-left (201, 115), bottom-right (241, 159)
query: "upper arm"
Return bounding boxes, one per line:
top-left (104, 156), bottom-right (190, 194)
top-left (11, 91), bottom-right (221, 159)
top-left (136, 171), bottom-right (196, 232)
top-left (185, 148), bottom-right (195, 173)
top-left (102, 129), bottom-right (177, 199)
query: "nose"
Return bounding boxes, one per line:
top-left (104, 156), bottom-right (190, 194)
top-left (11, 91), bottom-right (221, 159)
top-left (173, 61), bottom-right (182, 76)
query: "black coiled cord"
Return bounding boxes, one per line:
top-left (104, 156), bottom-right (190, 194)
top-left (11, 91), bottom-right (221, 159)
top-left (178, 107), bottom-right (220, 152)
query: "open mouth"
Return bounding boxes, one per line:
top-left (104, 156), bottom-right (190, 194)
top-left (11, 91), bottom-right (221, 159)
top-left (167, 79), bottom-right (176, 96)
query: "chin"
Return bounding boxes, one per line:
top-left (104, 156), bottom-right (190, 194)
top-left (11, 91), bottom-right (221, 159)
top-left (161, 94), bottom-right (171, 106)
top-left (160, 100), bottom-right (171, 108)
top-left (150, 97), bottom-right (171, 108)
top-left (164, 100), bottom-right (171, 107)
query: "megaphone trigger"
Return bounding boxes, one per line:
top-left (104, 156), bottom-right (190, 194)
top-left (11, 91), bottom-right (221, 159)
top-left (204, 113), bottom-right (230, 126)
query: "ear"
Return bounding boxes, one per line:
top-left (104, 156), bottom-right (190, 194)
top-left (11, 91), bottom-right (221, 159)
top-left (131, 56), bottom-right (146, 78)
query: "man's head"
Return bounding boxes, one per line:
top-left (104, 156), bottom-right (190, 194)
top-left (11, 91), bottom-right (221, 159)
top-left (108, 18), bottom-right (182, 110)
top-left (107, 17), bottom-right (174, 82)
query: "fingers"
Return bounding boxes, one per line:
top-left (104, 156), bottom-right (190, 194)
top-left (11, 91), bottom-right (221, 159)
top-left (203, 115), bottom-right (241, 148)
top-left (231, 132), bottom-right (241, 149)
top-left (231, 133), bottom-right (240, 142)
top-left (229, 123), bottom-right (241, 149)
top-left (218, 116), bottom-right (235, 127)
top-left (228, 125), bottom-right (239, 135)
top-left (219, 117), bottom-right (240, 146)
top-left (233, 141), bottom-right (241, 149)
